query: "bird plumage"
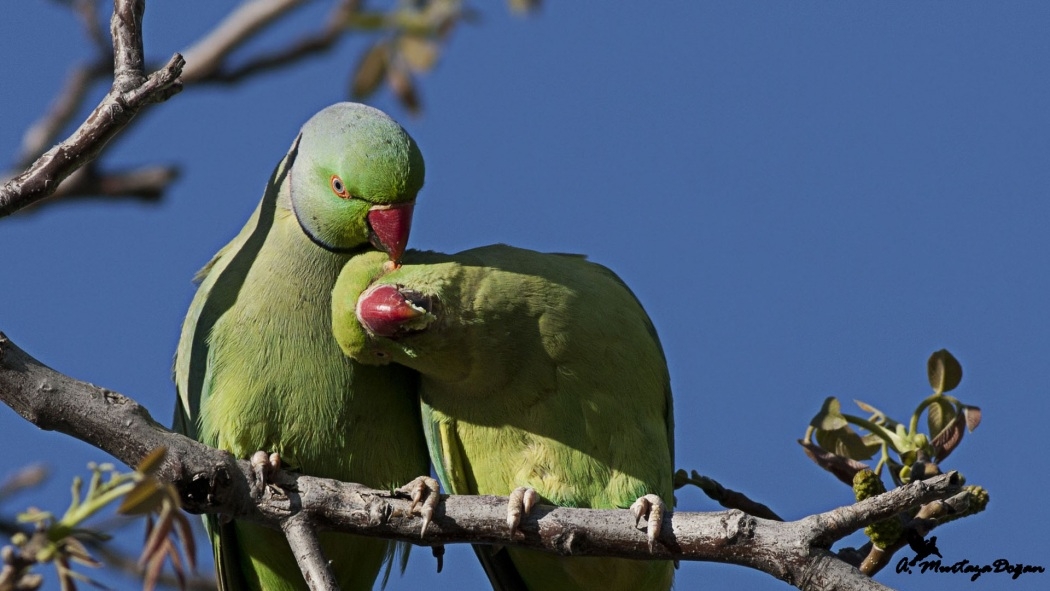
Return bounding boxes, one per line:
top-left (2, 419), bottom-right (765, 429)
top-left (333, 245), bottom-right (676, 591)
top-left (173, 103), bottom-right (429, 590)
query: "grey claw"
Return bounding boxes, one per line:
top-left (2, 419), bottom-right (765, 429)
top-left (507, 487), bottom-right (538, 535)
top-left (250, 450), bottom-right (281, 497)
top-left (398, 476), bottom-right (441, 536)
top-left (629, 494), bottom-right (666, 552)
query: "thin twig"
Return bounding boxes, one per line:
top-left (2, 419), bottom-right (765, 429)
top-left (17, 62), bottom-right (109, 168)
top-left (184, 0), bottom-right (360, 85)
top-left (179, 0), bottom-right (310, 83)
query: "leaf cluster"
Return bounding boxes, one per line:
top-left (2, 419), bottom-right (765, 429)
top-left (350, 0), bottom-right (539, 113)
top-left (802, 349), bottom-right (981, 486)
top-left (0, 448), bottom-right (195, 591)
top-left (799, 349), bottom-right (988, 570)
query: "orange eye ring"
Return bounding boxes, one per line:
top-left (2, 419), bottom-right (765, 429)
top-left (330, 175), bottom-right (351, 199)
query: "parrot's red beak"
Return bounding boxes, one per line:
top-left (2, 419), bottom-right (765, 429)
top-left (357, 284), bottom-right (430, 337)
top-left (367, 201), bottom-right (414, 265)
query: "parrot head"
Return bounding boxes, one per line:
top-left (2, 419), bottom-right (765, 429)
top-left (289, 102), bottom-right (424, 263)
top-left (332, 250), bottom-right (438, 365)
top-left (332, 251), bottom-right (473, 382)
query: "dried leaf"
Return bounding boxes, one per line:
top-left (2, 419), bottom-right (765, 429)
top-left (62, 538), bottom-right (102, 568)
top-left (387, 65), bottom-right (421, 114)
top-left (173, 511), bottom-right (197, 571)
top-left (929, 414), bottom-right (965, 462)
top-left (398, 35), bottom-right (439, 72)
top-left (167, 541), bottom-right (187, 589)
top-left (963, 405), bottom-right (982, 432)
top-left (508, 0), bottom-right (541, 14)
top-left (926, 398), bottom-right (956, 445)
top-left (927, 349), bottom-right (963, 393)
top-left (351, 43), bottom-right (389, 100)
top-left (0, 463), bottom-right (49, 500)
top-left (142, 546), bottom-right (166, 591)
top-left (141, 509), bottom-right (174, 567)
top-left (799, 440), bottom-right (870, 485)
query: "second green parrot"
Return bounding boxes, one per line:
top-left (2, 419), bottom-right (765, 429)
top-left (331, 245), bottom-right (676, 591)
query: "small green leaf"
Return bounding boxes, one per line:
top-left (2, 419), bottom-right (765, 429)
top-left (809, 397), bottom-right (848, 431)
top-left (815, 424), bottom-right (881, 461)
top-left (398, 35), bottom-right (439, 72)
top-left (117, 480), bottom-right (165, 516)
top-left (137, 447), bottom-right (168, 477)
top-left (855, 399), bottom-right (903, 431)
top-left (927, 349), bottom-right (963, 393)
top-left (900, 449), bottom-right (918, 467)
top-left (345, 11), bottom-right (387, 30)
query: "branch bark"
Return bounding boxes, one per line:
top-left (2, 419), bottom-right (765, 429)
top-left (0, 331), bottom-right (963, 591)
top-left (280, 512), bottom-right (340, 591)
top-left (0, 0), bottom-right (183, 218)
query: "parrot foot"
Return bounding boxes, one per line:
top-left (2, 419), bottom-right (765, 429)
top-left (397, 476), bottom-right (441, 536)
top-left (507, 486), bottom-right (538, 536)
top-left (250, 450), bottom-right (282, 498)
top-left (630, 493), bottom-right (666, 552)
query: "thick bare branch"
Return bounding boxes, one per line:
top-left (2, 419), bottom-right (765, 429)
top-left (0, 0), bottom-right (183, 218)
top-left (0, 331), bottom-right (963, 591)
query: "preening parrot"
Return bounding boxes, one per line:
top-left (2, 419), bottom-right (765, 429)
top-left (173, 103), bottom-right (430, 591)
top-left (331, 245), bottom-right (676, 591)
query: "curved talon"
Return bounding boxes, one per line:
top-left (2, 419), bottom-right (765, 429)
top-left (250, 450), bottom-right (282, 498)
top-left (630, 493), bottom-right (666, 552)
top-left (398, 476), bottom-right (441, 536)
top-left (507, 487), bottom-right (538, 535)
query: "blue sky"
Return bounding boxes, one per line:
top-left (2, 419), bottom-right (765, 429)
top-left (2, 2), bottom-right (1048, 590)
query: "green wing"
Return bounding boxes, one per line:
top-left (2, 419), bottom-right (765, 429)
top-left (172, 159), bottom-right (284, 591)
top-left (420, 402), bottom-right (528, 591)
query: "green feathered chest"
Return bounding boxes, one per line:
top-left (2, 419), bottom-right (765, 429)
top-left (192, 217), bottom-right (425, 487)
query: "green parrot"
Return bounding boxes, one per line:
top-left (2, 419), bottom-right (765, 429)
top-left (172, 102), bottom-right (431, 591)
top-left (331, 245), bottom-right (676, 591)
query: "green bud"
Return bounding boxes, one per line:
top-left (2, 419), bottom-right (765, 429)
top-left (852, 469), bottom-right (886, 502)
top-left (865, 516), bottom-right (904, 549)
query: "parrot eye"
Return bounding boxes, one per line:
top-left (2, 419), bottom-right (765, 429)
top-left (330, 175), bottom-right (351, 199)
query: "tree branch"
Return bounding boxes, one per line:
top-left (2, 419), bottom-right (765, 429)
top-left (0, 0), bottom-right (183, 218)
top-left (0, 331), bottom-right (963, 590)
top-left (186, 0), bottom-right (361, 85)
top-left (16, 61), bottom-right (109, 169)
top-left (178, 0), bottom-right (312, 83)
top-left (281, 512), bottom-right (339, 591)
